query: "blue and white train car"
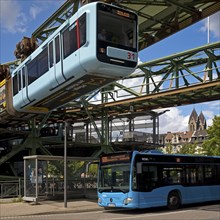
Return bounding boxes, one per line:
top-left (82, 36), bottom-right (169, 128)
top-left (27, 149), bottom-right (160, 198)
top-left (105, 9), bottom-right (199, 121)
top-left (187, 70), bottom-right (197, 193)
top-left (11, 2), bottom-right (138, 113)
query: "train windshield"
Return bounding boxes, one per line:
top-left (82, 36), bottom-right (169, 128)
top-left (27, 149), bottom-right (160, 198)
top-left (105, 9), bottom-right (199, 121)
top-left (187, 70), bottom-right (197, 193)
top-left (97, 3), bottom-right (137, 66)
top-left (97, 4), bottom-right (137, 50)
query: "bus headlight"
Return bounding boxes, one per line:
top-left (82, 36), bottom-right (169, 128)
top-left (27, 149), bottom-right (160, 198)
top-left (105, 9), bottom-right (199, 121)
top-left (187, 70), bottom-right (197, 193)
top-left (98, 197), bottom-right (102, 203)
top-left (123, 197), bottom-right (133, 205)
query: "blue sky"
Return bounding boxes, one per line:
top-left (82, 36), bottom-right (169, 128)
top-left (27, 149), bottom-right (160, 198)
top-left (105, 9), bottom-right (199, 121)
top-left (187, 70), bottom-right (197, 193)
top-left (0, 0), bottom-right (219, 133)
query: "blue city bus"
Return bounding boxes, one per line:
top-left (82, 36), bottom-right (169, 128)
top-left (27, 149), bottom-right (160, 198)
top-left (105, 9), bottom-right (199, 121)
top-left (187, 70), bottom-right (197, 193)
top-left (97, 150), bottom-right (220, 209)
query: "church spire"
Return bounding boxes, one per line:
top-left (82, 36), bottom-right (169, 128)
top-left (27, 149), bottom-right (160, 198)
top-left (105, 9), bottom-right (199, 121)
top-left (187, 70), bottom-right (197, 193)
top-left (198, 112), bottom-right (207, 130)
top-left (188, 109), bottom-right (207, 132)
top-left (188, 108), bottom-right (198, 132)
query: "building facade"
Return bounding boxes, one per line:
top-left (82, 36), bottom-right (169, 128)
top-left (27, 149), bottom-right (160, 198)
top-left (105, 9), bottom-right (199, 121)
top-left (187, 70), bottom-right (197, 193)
top-left (163, 109), bottom-right (208, 151)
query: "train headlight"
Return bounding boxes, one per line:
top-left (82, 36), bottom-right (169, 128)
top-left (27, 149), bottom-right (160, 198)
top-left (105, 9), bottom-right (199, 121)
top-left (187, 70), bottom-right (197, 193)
top-left (123, 197), bottom-right (133, 205)
top-left (99, 48), bottom-right (106, 53)
top-left (98, 197), bottom-right (102, 203)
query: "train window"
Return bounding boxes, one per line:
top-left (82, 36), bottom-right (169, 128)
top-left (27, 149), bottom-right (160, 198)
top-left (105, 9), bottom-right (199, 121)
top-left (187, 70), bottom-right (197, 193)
top-left (27, 58), bottom-right (38, 85)
top-left (49, 42), bottom-right (53, 68)
top-left (63, 22), bottom-right (77, 59)
top-left (27, 48), bottom-right (48, 85)
top-left (55, 36), bottom-right (60, 63)
top-left (38, 47), bottom-right (48, 76)
top-left (18, 70), bottom-right (22, 91)
top-left (22, 67), bottom-right (26, 88)
top-left (13, 74), bottom-right (19, 96)
top-left (79, 13), bottom-right (86, 47)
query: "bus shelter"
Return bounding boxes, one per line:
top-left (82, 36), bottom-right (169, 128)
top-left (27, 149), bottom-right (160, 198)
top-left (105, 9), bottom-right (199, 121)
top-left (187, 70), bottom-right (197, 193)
top-left (23, 155), bottom-right (97, 203)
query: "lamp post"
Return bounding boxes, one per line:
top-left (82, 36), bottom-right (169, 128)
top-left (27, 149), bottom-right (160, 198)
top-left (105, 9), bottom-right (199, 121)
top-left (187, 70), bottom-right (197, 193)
top-left (64, 121), bottom-right (67, 208)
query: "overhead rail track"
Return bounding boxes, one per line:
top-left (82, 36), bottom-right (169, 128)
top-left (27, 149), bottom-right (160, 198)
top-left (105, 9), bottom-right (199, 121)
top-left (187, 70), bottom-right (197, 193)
top-left (32, 0), bottom-right (220, 51)
top-left (0, 42), bottom-right (219, 135)
top-left (59, 41), bottom-right (220, 120)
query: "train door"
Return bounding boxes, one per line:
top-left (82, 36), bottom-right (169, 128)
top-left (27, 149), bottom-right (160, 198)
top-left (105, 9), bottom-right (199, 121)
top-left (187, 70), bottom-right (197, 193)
top-left (48, 34), bottom-right (64, 90)
top-left (48, 40), bottom-right (58, 89)
top-left (21, 66), bottom-right (31, 105)
top-left (62, 19), bottom-right (81, 79)
top-left (54, 34), bottom-right (65, 85)
top-left (14, 70), bottom-right (24, 107)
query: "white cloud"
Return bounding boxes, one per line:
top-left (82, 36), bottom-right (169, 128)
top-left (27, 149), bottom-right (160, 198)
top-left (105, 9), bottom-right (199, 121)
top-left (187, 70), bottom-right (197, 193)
top-left (204, 100), bottom-right (220, 114)
top-left (0, 0), bottom-right (65, 33)
top-left (29, 0), bottom-right (65, 19)
top-left (200, 12), bottom-right (220, 39)
top-left (0, 0), bottom-right (27, 33)
top-left (157, 108), bottom-right (189, 133)
top-left (202, 110), bottom-right (215, 127)
top-left (203, 110), bottom-right (214, 119)
top-left (30, 5), bottom-right (43, 19)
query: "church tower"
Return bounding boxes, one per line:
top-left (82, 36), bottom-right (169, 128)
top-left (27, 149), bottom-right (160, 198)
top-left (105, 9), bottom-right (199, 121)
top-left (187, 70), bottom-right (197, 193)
top-left (188, 109), bottom-right (207, 132)
top-left (188, 108), bottom-right (198, 132)
top-left (198, 112), bottom-right (207, 130)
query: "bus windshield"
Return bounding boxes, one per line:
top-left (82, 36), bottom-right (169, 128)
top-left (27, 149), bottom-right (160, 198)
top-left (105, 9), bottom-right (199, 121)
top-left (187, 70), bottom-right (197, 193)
top-left (97, 4), bottom-right (137, 51)
top-left (98, 163), bottom-right (130, 193)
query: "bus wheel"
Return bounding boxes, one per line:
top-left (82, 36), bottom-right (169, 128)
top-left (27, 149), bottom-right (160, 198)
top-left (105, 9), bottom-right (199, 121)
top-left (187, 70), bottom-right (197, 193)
top-left (167, 191), bottom-right (181, 210)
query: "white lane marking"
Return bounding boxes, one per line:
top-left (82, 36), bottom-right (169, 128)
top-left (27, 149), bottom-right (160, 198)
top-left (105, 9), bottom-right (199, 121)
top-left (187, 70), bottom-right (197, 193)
top-left (0, 210), bottom-right (191, 220)
top-left (101, 210), bottom-right (191, 220)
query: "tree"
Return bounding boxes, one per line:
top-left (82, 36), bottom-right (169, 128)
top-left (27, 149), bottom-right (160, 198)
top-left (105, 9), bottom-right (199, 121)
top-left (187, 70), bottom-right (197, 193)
top-left (161, 143), bottom-right (173, 154)
top-left (176, 142), bottom-right (197, 155)
top-left (201, 116), bottom-right (220, 156)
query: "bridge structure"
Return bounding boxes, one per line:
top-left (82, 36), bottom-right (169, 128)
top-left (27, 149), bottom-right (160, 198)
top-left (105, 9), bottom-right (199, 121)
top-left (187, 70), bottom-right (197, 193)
top-left (0, 0), bottom-right (220, 181)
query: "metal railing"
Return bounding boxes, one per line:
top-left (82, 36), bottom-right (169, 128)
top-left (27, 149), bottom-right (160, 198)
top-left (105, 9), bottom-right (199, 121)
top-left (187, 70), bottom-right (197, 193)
top-left (0, 179), bottom-right (22, 198)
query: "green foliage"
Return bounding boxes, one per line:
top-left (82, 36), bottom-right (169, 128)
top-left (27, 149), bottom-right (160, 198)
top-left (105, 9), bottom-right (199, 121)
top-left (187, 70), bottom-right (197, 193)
top-left (87, 163), bottom-right (98, 177)
top-left (162, 142), bottom-right (198, 155)
top-left (201, 116), bottom-right (220, 156)
top-left (47, 161), bottom-right (63, 177)
top-left (162, 143), bottom-right (173, 154)
top-left (67, 161), bottom-right (84, 174)
top-left (47, 161), bottom-right (94, 178)
top-left (176, 142), bottom-right (197, 155)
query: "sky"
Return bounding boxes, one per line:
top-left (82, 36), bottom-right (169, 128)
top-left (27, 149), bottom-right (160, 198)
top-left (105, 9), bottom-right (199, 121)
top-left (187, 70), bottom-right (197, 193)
top-left (0, 0), bottom-right (219, 134)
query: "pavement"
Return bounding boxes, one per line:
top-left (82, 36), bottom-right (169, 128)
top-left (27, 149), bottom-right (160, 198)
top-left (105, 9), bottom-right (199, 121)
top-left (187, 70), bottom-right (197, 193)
top-left (0, 198), bottom-right (103, 218)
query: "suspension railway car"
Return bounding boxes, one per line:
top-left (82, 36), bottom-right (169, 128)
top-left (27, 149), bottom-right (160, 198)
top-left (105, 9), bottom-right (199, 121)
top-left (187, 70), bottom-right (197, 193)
top-left (0, 2), bottom-right (138, 123)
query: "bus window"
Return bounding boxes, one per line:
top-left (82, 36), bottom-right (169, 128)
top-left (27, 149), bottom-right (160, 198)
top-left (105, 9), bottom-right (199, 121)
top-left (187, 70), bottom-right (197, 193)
top-left (197, 165), bottom-right (204, 184)
top-left (161, 166), bottom-right (184, 185)
top-left (185, 165), bottom-right (199, 185)
top-left (216, 165), bottom-right (220, 183)
top-left (204, 166), bottom-right (215, 184)
top-left (136, 164), bottom-right (158, 191)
